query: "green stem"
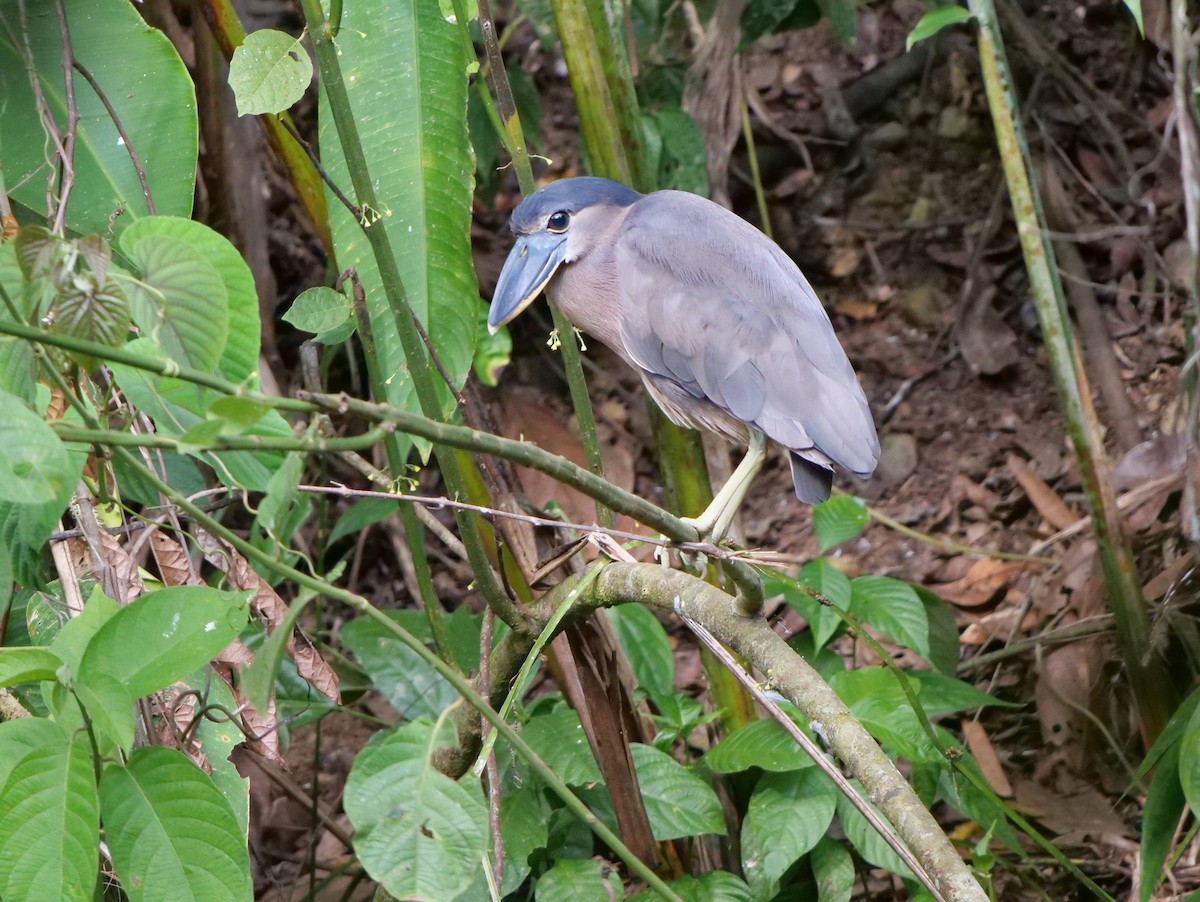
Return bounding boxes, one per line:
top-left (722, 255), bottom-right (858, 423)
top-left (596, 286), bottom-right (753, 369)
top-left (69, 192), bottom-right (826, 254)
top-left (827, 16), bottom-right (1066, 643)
top-left (968, 0), bottom-right (1173, 744)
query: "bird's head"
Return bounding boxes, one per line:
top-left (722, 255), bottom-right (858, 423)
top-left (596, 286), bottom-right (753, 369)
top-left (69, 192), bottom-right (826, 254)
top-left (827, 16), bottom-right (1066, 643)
top-left (488, 177), bottom-right (641, 333)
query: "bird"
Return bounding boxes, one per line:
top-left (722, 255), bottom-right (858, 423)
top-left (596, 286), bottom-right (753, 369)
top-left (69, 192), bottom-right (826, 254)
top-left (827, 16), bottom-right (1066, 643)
top-left (488, 176), bottom-right (879, 543)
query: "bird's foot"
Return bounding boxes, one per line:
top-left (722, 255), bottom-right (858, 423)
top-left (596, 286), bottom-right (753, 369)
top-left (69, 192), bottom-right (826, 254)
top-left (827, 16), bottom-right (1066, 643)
top-left (655, 533), bottom-right (709, 575)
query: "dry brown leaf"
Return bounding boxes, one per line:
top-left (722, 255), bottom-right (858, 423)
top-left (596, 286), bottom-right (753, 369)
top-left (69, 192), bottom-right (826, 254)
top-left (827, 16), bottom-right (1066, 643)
top-left (1012, 777), bottom-right (1133, 847)
top-left (197, 529), bottom-right (341, 704)
top-left (931, 559), bottom-right (1027, 610)
top-left (1007, 454), bottom-right (1076, 530)
top-left (1035, 641), bottom-right (1104, 771)
top-left (960, 606), bottom-right (1040, 646)
top-left (961, 720), bottom-right (1013, 798)
top-left (833, 299), bottom-right (879, 320)
top-left (97, 529), bottom-right (145, 602)
top-left (1143, 551), bottom-right (1196, 601)
top-left (959, 287), bottom-right (1019, 376)
top-left (828, 244), bottom-right (862, 279)
top-left (151, 529), bottom-right (199, 586)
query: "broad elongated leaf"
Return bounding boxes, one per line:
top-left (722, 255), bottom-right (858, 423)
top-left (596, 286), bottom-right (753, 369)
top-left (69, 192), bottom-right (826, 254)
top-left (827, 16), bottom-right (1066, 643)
top-left (0, 647), bottom-right (63, 687)
top-left (0, 0), bottom-right (197, 235)
top-left (318, 0), bottom-right (479, 450)
top-left (849, 575), bottom-right (930, 660)
top-left (0, 386), bottom-right (73, 505)
top-left (535, 858), bottom-right (622, 901)
top-left (812, 495), bottom-right (869, 552)
top-left (631, 743), bottom-right (725, 839)
top-left (0, 733), bottom-right (99, 902)
top-left (906, 6), bottom-right (973, 50)
top-left (520, 708), bottom-right (604, 786)
top-left (1142, 738), bottom-right (1185, 902)
top-left (100, 746), bottom-right (252, 902)
top-left (838, 791), bottom-right (913, 879)
top-left (704, 719), bottom-right (814, 774)
top-left (741, 769), bottom-right (837, 896)
top-left (78, 586), bottom-right (250, 698)
top-left (340, 614), bottom-right (459, 720)
top-left (628, 871), bottom-right (754, 902)
top-left (501, 785), bottom-right (551, 895)
top-left (345, 719), bottom-right (488, 901)
top-left (811, 835), bottom-right (854, 902)
top-left (607, 603), bottom-right (674, 700)
top-left (120, 217), bottom-right (260, 384)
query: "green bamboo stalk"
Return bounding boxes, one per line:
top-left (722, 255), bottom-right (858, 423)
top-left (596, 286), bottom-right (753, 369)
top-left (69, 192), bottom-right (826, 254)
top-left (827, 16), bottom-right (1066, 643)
top-left (969, 0), bottom-right (1173, 743)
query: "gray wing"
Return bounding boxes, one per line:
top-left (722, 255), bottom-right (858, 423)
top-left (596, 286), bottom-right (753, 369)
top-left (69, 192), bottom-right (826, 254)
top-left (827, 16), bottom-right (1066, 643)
top-left (616, 191), bottom-right (879, 477)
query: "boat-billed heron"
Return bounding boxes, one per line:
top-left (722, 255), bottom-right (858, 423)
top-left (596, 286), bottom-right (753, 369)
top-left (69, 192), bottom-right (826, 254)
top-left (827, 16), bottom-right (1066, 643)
top-left (488, 177), bottom-right (879, 542)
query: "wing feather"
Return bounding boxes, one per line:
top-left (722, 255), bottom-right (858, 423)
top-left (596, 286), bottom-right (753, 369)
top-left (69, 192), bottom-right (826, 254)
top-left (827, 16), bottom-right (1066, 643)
top-left (616, 191), bottom-right (879, 477)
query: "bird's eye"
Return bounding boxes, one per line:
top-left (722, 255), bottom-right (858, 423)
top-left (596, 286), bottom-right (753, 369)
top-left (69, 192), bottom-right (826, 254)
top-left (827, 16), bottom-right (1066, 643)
top-left (546, 210), bottom-right (570, 233)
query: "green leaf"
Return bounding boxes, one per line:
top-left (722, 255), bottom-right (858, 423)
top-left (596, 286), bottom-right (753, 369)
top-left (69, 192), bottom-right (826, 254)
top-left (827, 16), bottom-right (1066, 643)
top-left (915, 585), bottom-right (959, 675)
top-left (120, 217), bottom-right (260, 384)
top-left (1121, 0), bottom-right (1143, 34)
top-left (318, 0), bottom-right (480, 454)
top-left (648, 107), bottom-right (708, 196)
top-left (500, 785), bottom-right (550, 895)
top-left (0, 433), bottom-right (82, 585)
top-left (253, 451), bottom-right (306, 547)
top-left (188, 673), bottom-right (251, 838)
top-left (472, 307), bottom-right (512, 386)
top-left (207, 397), bottom-right (271, 430)
top-left (49, 585), bottom-right (121, 673)
top-left (705, 718), bottom-right (813, 773)
top-left (535, 858), bottom-right (622, 901)
top-left (813, 495), bottom-right (869, 552)
top-left (78, 586), bottom-right (250, 698)
top-left (521, 708), bottom-right (604, 786)
top-left (0, 0), bottom-right (197, 235)
top-left (631, 743), bottom-right (725, 839)
top-left (340, 614), bottom-right (460, 719)
top-left (0, 735), bottom-right (99, 902)
top-left (741, 0), bottom-right (807, 45)
top-left (777, 559), bottom-right (849, 649)
top-left (629, 871), bottom-right (753, 902)
top-left (0, 386), bottom-right (73, 505)
top-left (125, 234), bottom-right (230, 375)
top-left (0, 717), bottom-right (70, 796)
top-left (742, 769), bottom-right (837, 896)
top-left (73, 669), bottom-right (136, 753)
top-left (100, 746), bottom-right (252, 902)
top-left (0, 647), bottom-right (63, 687)
top-left (1179, 701), bottom-right (1200, 818)
top-left (838, 791), bottom-right (914, 879)
top-left (1142, 739), bottom-right (1185, 902)
top-left (328, 495), bottom-right (397, 545)
top-left (283, 286), bottom-right (354, 335)
top-left (907, 671), bottom-right (1017, 715)
top-left (345, 719), bottom-right (488, 901)
top-left (906, 6), bottom-right (973, 51)
top-left (811, 835), bottom-right (854, 902)
top-left (608, 604), bottom-right (674, 700)
top-left (850, 575), bottom-right (930, 660)
top-left (229, 29), bottom-right (313, 116)
top-left (816, 0), bottom-right (857, 41)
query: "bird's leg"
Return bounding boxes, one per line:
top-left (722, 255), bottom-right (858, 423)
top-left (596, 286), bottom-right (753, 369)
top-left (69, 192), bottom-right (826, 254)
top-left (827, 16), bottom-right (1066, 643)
top-left (683, 429), bottom-right (768, 544)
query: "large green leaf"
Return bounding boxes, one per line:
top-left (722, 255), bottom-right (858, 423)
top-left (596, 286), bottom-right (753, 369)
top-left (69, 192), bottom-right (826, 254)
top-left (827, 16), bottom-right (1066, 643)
top-left (123, 234), bottom-right (229, 374)
top-left (120, 217), bottom-right (259, 384)
top-left (849, 575), bottom-right (930, 661)
top-left (741, 769), bottom-right (837, 897)
top-left (535, 858), bottom-right (622, 901)
top-left (520, 708), bottom-right (604, 786)
top-left (0, 386), bottom-right (74, 505)
top-left (0, 647), bottom-right (63, 688)
top-left (77, 586), bottom-right (250, 697)
top-left (704, 718), bottom-right (813, 774)
top-left (608, 603), bottom-right (674, 700)
top-left (0, 0), bottom-right (197, 235)
top-left (0, 733), bottom-right (99, 902)
top-left (100, 746), bottom-right (252, 902)
top-left (318, 0), bottom-right (479, 449)
top-left (228, 29), bottom-right (312, 117)
top-left (345, 719), bottom-right (488, 901)
top-left (630, 743), bottom-right (725, 839)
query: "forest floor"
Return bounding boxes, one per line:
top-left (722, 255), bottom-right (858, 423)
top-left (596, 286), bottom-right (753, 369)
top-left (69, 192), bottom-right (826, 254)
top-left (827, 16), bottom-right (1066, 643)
top-left (256, 1), bottom-right (1196, 899)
